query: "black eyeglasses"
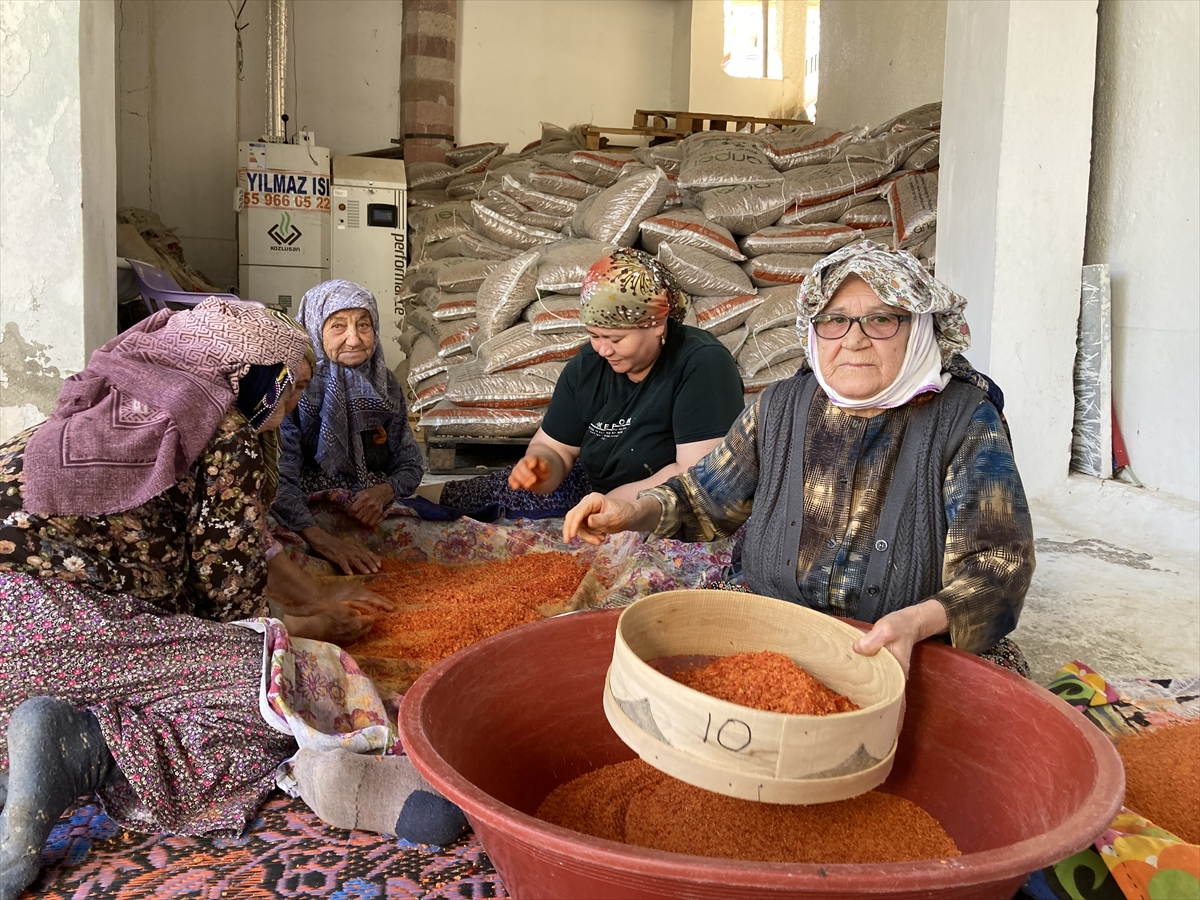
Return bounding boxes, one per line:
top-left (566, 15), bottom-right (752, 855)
top-left (811, 312), bottom-right (912, 340)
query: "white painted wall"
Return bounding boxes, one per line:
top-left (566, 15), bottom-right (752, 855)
top-left (1, 0), bottom-right (116, 440)
top-left (938, 0), bottom-right (1098, 499)
top-left (815, 0), bottom-right (946, 130)
top-left (456, 0), bottom-right (687, 151)
top-left (116, 0), bottom-right (402, 291)
top-left (687, 0), bottom-right (806, 121)
top-left (1085, 0), bottom-right (1200, 502)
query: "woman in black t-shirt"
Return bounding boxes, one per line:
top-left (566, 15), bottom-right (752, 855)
top-left (433, 250), bottom-right (744, 515)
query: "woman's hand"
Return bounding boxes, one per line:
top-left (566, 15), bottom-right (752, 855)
top-left (284, 602), bottom-right (375, 646)
top-left (302, 526), bottom-right (382, 575)
top-left (563, 493), bottom-right (661, 545)
top-left (508, 453), bottom-right (554, 492)
top-left (852, 598), bottom-right (950, 677)
top-left (347, 483), bottom-right (395, 529)
top-left (321, 579), bottom-right (395, 613)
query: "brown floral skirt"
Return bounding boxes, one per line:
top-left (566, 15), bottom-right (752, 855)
top-left (0, 573), bottom-right (296, 836)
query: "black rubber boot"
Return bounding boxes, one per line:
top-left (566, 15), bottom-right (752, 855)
top-left (0, 698), bottom-right (115, 900)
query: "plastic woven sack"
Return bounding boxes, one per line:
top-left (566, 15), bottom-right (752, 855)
top-left (535, 239), bottom-right (616, 295)
top-left (739, 224), bottom-right (862, 257)
top-left (835, 130), bottom-right (936, 170)
top-left (657, 243), bottom-right (755, 297)
top-left (445, 359), bottom-right (566, 409)
top-left (430, 291), bottom-right (478, 322)
top-left (679, 133), bottom-right (782, 191)
top-left (406, 161), bottom-right (459, 192)
top-left (782, 160), bottom-right (893, 208)
top-left (902, 136), bottom-right (940, 171)
top-left (583, 168), bottom-right (670, 247)
top-left (566, 150), bottom-right (639, 187)
top-left (528, 166), bottom-right (602, 200)
top-left (870, 102), bottom-right (941, 137)
top-left (457, 232), bottom-right (525, 261)
top-left (410, 370), bottom-right (448, 413)
top-left (501, 176), bottom-right (579, 216)
top-left (743, 355), bottom-right (805, 392)
top-left (695, 182), bottom-right (790, 236)
top-left (477, 323), bottom-right (587, 374)
top-left (446, 142), bottom-right (508, 169)
top-left (743, 253), bottom-right (824, 288)
top-left (422, 202), bottom-right (475, 243)
top-left (745, 284), bottom-right (802, 334)
top-left (523, 295), bottom-right (587, 334)
top-left (691, 293), bottom-right (764, 337)
top-left (632, 141), bottom-right (683, 175)
top-left (717, 326), bottom-right (748, 357)
top-left (438, 320), bottom-right (479, 358)
top-left (839, 200), bottom-right (893, 229)
top-left (471, 200), bottom-right (564, 250)
top-left (737, 326), bottom-right (805, 378)
top-left (408, 333), bottom-right (452, 383)
top-left (418, 401), bottom-right (544, 438)
top-left (480, 190), bottom-right (529, 219)
top-left (407, 189), bottom-right (449, 209)
top-left (638, 208), bottom-right (745, 261)
top-left (887, 171), bottom-right (939, 249)
top-left (446, 171), bottom-right (487, 200)
top-left (412, 256), bottom-right (502, 294)
top-left (763, 125), bottom-right (858, 170)
top-left (476, 249), bottom-right (541, 342)
top-left (777, 190), bottom-right (881, 227)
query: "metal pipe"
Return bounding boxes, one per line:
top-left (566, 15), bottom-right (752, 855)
top-left (264, 0), bottom-right (287, 142)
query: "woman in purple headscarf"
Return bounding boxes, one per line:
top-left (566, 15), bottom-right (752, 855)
top-left (273, 280), bottom-right (424, 575)
top-left (430, 249), bottom-right (746, 516)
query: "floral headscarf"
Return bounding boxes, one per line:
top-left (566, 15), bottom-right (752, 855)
top-left (296, 279), bottom-right (398, 487)
top-left (579, 249), bottom-right (688, 328)
top-left (796, 240), bottom-right (970, 365)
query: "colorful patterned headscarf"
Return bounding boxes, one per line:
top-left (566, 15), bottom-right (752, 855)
top-left (796, 240), bottom-right (971, 365)
top-left (579, 249), bottom-right (689, 329)
top-left (296, 279), bottom-right (398, 487)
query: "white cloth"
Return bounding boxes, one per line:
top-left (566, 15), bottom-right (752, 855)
top-left (810, 311), bottom-right (950, 410)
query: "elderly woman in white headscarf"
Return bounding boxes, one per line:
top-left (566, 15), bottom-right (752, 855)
top-left (564, 241), bottom-right (1035, 676)
top-left (273, 280), bottom-right (424, 575)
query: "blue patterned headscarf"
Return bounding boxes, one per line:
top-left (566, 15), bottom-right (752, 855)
top-left (296, 280), bottom-right (398, 486)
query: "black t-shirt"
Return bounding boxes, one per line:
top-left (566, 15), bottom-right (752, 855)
top-left (541, 322), bottom-right (745, 493)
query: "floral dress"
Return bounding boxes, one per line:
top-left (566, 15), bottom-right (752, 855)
top-left (0, 410), bottom-right (271, 622)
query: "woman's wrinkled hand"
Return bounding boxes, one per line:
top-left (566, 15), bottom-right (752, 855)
top-left (851, 599), bottom-right (950, 678)
top-left (563, 493), bottom-right (640, 545)
top-left (347, 483), bottom-right (395, 529)
top-left (508, 454), bottom-right (552, 491)
top-left (286, 601), bottom-right (375, 646)
top-left (321, 580), bottom-right (395, 613)
top-left (305, 528), bottom-right (382, 575)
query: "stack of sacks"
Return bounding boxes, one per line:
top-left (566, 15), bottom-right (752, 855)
top-left (401, 102), bottom-right (942, 437)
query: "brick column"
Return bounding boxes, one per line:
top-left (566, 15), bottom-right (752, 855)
top-left (400, 0), bottom-right (456, 164)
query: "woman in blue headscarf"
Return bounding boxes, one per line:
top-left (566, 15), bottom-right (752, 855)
top-left (273, 280), bottom-right (424, 575)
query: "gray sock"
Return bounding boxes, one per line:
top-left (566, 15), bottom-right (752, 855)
top-left (0, 698), bottom-right (115, 900)
top-left (292, 747), bottom-right (467, 845)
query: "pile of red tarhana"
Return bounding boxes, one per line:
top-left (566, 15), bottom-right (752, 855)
top-left (537, 759), bottom-right (960, 863)
top-left (672, 650), bottom-right (859, 715)
top-left (347, 552), bottom-right (589, 667)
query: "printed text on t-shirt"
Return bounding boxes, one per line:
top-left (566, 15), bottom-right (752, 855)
top-left (588, 417), bottom-right (632, 440)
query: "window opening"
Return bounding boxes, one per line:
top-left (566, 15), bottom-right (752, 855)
top-left (722, 0), bottom-right (783, 81)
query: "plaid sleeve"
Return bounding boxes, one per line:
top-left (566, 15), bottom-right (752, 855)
top-left (933, 400), bottom-right (1035, 653)
top-left (645, 395), bottom-right (762, 541)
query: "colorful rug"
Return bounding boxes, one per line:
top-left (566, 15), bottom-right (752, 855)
top-left (1022, 665), bottom-right (1200, 900)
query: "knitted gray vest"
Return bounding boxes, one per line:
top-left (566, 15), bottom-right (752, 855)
top-left (741, 371), bottom-right (983, 623)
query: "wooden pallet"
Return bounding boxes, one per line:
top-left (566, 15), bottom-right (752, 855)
top-left (581, 125), bottom-right (683, 151)
top-left (425, 435), bottom-right (530, 475)
top-left (634, 109), bottom-right (809, 135)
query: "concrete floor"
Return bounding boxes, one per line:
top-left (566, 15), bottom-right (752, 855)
top-left (1014, 477), bottom-right (1200, 685)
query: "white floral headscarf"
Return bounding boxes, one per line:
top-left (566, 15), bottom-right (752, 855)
top-left (796, 240), bottom-right (970, 365)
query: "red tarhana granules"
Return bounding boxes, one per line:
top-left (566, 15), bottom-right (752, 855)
top-left (537, 759), bottom-right (960, 863)
top-left (1117, 721), bottom-right (1200, 844)
top-left (346, 552), bottom-right (589, 668)
top-left (672, 650), bottom-right (859, 716)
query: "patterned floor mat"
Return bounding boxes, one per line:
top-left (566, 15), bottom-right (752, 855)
top-left (30, 793), bottom-right (507, 899)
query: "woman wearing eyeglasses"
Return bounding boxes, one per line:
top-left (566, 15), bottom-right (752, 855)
top-left (563, 240), bottom-right (1035, 678)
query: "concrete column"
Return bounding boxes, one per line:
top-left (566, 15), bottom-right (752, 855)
top-left (400, 0), bottom-right (455, 164)
top-left (937, 0), bottom-right (1098, 497)
top-left (1, 0), bottom-right (118, 440)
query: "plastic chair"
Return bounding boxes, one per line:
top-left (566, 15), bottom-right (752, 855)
top-left (125, 259), bottom-right (256, 316)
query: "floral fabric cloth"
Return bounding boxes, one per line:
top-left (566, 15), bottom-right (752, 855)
top-left (0, 409), bottom-right (272, 622)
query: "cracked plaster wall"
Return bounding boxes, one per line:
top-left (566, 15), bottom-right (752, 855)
top-left (0, 0), bottom-right (116, 440)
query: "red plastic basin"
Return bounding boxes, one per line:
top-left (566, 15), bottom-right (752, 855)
top-left (400, 610), bottom-right (1124, 899)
